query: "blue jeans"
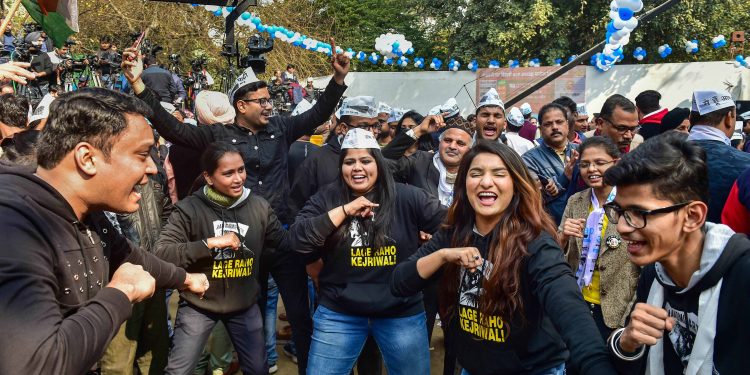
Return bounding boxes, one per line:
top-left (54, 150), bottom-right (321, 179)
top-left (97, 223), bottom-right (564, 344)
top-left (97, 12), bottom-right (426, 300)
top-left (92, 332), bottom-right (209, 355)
top-left (264, 276), bottom-right (280, 365)
top-left (307, 305), bottom-right (429, 375)
top-left (461, 363), bottom-right (565, 375)
top-left (166, 302), bottom-right (266, 375)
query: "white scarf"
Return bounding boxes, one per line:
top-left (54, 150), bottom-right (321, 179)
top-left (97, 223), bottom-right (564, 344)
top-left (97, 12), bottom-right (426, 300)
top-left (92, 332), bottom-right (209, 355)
top-left (575, 187), bottom-right (616, 288)
top-left (645, 279), bottom-right (720, 375)
top-left (687, 125), bottom-right (731, 146)
top-left (432, 153), bottom-right (454, 207)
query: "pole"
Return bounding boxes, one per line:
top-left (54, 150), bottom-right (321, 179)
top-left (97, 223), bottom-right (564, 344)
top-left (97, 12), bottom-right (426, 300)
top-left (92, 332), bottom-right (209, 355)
top-left (223, 0), bottom-right (255, 59)
top-left (0, 0), bottom-right (22, 37)
top-left (504, 0), bottom-right (682, 107)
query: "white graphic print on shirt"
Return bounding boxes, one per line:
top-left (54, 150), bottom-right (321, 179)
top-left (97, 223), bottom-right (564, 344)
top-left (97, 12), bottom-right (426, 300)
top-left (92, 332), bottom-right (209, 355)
top-left (666, 302), bottom-right (698, 368)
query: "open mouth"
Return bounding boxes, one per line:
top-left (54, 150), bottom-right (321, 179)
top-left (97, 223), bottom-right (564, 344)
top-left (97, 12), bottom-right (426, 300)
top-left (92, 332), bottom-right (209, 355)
top-left (131, 184), bottom-right (143, 201)
top-left (477, 191), bottom-right (498, 206)
top-left (231, 185), bottom-right (243, 193)
top-left (587, 174), bottom-right (602, 183)
top-left (625, 240), bottom-right (646, 255)
top-left (351, 174), bottom-right (367, 183)
top-left (483, 125), bottom-right (497, 138)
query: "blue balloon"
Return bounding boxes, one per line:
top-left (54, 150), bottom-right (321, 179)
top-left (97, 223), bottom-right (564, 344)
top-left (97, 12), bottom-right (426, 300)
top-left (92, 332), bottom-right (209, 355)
top-left (618, 8), bottom-right (633, 21)
top-left (736, 55), bottom-right (744, 62)
top-left (392, 41), bottom-right (400, 49)
top-left (227, 6), bottom-right (234, 12)
top-left (257, 24), bottom-right (266, 32)
top-left (241, 12), bottom-right (251, 20)
top-left (554, 58), bottom-right (562, 65)
top-left (406, 48), bottom-right (414, 55)
top-left (606, 21), bottom-right (618, 33)
top-left (251, 17), bottom-right (261, 25)
top-left (213, 9), bottom-right (222, 16)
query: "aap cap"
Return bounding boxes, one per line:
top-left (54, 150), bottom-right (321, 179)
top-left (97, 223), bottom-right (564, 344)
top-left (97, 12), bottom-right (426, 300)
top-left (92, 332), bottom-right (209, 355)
top-left (506, 107), bottom-right (525, 127)
top-left (341, 128), bottom-right (380, 150)
top-left (378, 102), bottom-right (392, 115)
top-left (339, 96), bottom-right (378, 119)
top-left (478, 88), bottom-right (504, 111)
top-left (227, 67), bottom-right (261, 103)
top-left (292, 99), bottom-right (313, 116)
top-left (691, 90), bottom-right (735, 116)
top-left (576, 103), bottom-right (588, 116)
top-left (739, 111), bottom-right (750, 121)
top-left (440, 98), bottom-right (460, 118)
top-left (29, 93), bottom-right (55, 123)
top-left (388, 108), bottom-right (407, 123)
top-left (520, 102), bottom-right (532, 116)
top-left (428, 105), bottom-right (442, 116)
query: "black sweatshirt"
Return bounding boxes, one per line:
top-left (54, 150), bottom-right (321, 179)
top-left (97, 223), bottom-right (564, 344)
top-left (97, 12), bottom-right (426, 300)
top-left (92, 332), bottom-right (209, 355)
top-left (0, 162), bottom-right (187, 375)
top-left (136, 78), bottom-right (346, 224)
top-left (288, 182), bottom-right (445, 317)
top-left (391, 229), bottom-right (618, 375)
top-left (155, 187), bottom-right (285, 314)
top-left (613, 232), bottom-right (750, 375)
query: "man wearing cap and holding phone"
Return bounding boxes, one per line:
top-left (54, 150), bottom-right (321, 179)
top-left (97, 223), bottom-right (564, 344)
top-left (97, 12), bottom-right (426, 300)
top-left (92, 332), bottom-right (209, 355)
top-left (686, 90), bottom-right (750, 223)
top-left (122, 39), bottom-right (350, 375)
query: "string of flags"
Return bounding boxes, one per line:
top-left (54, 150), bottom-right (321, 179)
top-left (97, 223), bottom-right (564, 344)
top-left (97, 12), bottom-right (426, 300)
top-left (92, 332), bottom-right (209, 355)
top-left (194, 3), bottom-right (749, 72)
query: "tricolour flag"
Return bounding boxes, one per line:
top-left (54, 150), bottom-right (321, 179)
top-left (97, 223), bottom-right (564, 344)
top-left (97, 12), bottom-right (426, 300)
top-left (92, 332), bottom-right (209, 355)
top-left (21, 0), bottom-right (79, 48)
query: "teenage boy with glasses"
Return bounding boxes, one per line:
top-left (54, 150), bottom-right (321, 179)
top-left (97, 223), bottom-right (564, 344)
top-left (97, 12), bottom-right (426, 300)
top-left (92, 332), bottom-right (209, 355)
top-left (603, 132), bottom-right (750, 374)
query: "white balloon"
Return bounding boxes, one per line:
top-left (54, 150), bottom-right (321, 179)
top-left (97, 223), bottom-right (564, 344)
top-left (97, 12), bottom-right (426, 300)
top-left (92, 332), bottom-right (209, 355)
top-left (615, 0), bottom-right (643, 12)
top-left (452, 66), bottom-right (458, 71)
top-left (734, 61), bottom-right (742, 68)
top-left (636, 55), bottom-right (643, 61)
top-left (430, 62), bottom-right (436, 68)
top-left (204, 5), bottom-right (219, 11)
top-left (658, 45), bottom-right (666, 53)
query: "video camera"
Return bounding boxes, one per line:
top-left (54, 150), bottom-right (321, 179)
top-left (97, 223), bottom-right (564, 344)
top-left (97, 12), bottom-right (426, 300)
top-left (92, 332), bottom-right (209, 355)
top-left (240, 34), bottom-right (273, 74)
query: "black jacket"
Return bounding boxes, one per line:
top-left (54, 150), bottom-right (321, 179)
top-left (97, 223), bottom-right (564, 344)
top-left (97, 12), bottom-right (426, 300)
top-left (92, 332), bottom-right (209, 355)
top-left (692, 139), bottom-right (750, 223)
top-left (155, 187), bottom-right (285, 314)
top-left (137, 78), bottom-right (346, 224)
top-left (288, 182), bottom-right (445, 317)
top-left (288, 131), bottom-right (415, 220)
top-left (168, 143), bottom-right (203, 200)
top-left (390, 150), bottom-right (439, 198)
top-left (612, 233), bottom-right (750, 375)
top-left (391, 230), bottom-right (617, 375)
top-left (142, 65), bottom-right (180, 103)
top-left (0, 162), bottom-right (187, 374)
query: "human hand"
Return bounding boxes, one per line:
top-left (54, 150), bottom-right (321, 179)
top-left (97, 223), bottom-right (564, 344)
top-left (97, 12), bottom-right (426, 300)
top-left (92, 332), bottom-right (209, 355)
top-left (330, 38), bottom-right (350, 86)
top-left (419, 231), bottom-right (432, 243)
top-left (544, 179), bottom-right (559, 197)
top-left (562, 218), bottom-right (586, 239)
top-left (414, 114), bottom-right (446, 137)
top-left (619, 303), bottom-right (675, 352)
top-left (0, 61), bottom-right (34, 85)
top-left (121, 47), bottom-right (145, 93)
top-left (564, 149), bottom-right (579, 179)
top-left (440, 247), bottom-right (483, 272)
top-left (107, 262), bottom-right (156, 303)
top-left (207, 232), bottom-right (241, 251)
top-left (343, 196), bottom-right (379, 219)
top-left (183, 272), bottom-right (209, 299)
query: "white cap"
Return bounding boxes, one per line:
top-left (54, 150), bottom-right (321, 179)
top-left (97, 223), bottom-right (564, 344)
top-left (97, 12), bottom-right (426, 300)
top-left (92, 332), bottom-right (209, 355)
top-left (183, 118), bottom-right (198, 126)
top-left (341, 128), bottom-right (380, 149)
top-left (335, 107), bottom-right (343, 119)
top-left (428, 105), bottom-right (442, 116)
top-left (292, 99), bottom-right (313, 116)
top-left (339, 96), bottom-right (378, 118)
top-left (506, 107), bottom-right (524, 127)
top-left (691, 90), bottom-right (735, 116)
top-left (520, 102), bottom-right (532, 115)
top-left (29, 93), bottom-right (55, 123)
top-left (378, 102), bottom-right (392, 115)
top-left (740, 110), bottom-right (750, 121)
top-left (731, 132), bottom-right (743, 141)
top-left (307, 77), bottom-right (314, 82)
top-left (576, 103), bottom-right (588, 116)
top-left (440, 98), bottom-right (460, 118)
top-left (227, 66), bottom-right (261, 103)
top-left (388, 108), bottom-right (407, 123)
top-left (160, 101), bottom-right (177, 114)
top-left (478, 88), bottom-right (504, 110)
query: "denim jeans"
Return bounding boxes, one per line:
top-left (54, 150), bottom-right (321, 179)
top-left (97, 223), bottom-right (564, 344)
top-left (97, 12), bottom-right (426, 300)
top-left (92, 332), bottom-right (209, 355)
top-left (264, 276), bottom-right (280, 366)
top-left (166, 302), bottom-right (266, 375)
top-left (461, 362), bottom-right (566, 375)
top-left (307, 305), bottom-right (429, 375)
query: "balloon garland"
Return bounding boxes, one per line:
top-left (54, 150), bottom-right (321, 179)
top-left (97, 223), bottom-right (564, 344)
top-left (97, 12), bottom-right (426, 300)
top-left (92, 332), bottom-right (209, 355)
top-left (195, 4), bottom-right (746, 72)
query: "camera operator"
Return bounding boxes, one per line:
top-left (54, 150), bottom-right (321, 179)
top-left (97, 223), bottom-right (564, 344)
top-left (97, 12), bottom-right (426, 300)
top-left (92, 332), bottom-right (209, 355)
top-left (141, 54), bottom-right (179, 104)
top-left (167, 54), bottom-right (187, 105)
top-left (1, 21), bottom-right (15, 62)
top-left (95, 36), bottom-right (119, 89)
top-left (18, 32), bottom-right (53, 108)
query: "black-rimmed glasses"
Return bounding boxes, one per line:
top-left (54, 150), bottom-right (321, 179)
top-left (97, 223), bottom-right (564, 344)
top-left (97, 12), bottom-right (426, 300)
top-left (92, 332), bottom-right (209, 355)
top-left (238, 97), bottom-right (273, 107)
top-left (603, 201), bottom-right (692, 229)
top-left (601, 117), bottom-right (640, 134)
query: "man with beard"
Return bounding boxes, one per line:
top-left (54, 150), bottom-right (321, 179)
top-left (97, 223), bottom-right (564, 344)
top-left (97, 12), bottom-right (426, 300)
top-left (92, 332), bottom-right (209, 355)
top-left (523, 102), bottom-right (579, 224)
top-left (124, 43), bottom-right (349, 374)
top-left (474, 88), bottom-right (506, 142)
top-left (595, 94), bottom-right (641, 154)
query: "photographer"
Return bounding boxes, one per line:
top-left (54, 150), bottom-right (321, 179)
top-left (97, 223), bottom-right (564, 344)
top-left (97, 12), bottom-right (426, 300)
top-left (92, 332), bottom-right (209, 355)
top-left (18, 32), bottom-right (53, 107)
top-left (142, 54), bottom-right (179, 103)
top-left (95, 36), bottom-right (119, 89)
top-left (1, 21), bottom-right (14, 63)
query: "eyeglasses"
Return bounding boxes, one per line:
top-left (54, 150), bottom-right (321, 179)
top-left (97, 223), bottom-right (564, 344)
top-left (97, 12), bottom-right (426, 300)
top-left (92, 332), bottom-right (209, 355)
top-left (603, 201), bottom-right (692, 229)
top-left (345, 123), bottom-right (376, 131)
top-left (238, 97), bottom-right (273, 107)
top-left (602, 118), bottom-right (640, 134)
top-left (579, 160), bottom-right (615, 169)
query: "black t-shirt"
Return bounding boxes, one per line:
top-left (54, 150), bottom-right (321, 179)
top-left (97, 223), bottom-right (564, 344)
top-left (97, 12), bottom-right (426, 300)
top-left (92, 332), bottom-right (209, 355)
top-left (30, 52), bottom-right (53, 86)
top-left (287, 140), bottom-right (320, 182)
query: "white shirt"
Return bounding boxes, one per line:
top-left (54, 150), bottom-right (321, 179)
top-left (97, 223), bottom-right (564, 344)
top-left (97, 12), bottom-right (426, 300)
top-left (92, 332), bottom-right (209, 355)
top-left (505, 132), bottom-right (536, 155)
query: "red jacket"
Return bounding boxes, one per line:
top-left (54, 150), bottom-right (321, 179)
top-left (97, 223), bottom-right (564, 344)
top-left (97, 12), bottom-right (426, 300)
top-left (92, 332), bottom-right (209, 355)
top-left (722, 167), bottom-right (750, 234)
top-left (639, 107), bottom-right (668, 125)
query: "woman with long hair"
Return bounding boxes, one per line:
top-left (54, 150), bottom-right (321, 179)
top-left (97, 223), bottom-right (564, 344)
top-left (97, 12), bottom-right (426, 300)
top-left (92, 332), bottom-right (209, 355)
top-left (396, 110), bottom-right (435, 155)
top-left (155, 141), bottom-right (285, 374)
top-left (288, 128), bottom-right (446, 374)
top-left (559, 136), bottom-right (639, 342)
top-left (391, 140), bottom-right (617, 375)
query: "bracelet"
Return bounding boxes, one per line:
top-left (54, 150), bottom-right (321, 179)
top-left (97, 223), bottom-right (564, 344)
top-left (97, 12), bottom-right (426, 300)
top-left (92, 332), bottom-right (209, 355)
top-left (405, 128), bottom-right (419, 140)
top-left (341, 205), bottom-right (348, 216)
top-left (608, 328), bottom-right (646, 361)
top-left (202, 239), bottom-right (209, 248)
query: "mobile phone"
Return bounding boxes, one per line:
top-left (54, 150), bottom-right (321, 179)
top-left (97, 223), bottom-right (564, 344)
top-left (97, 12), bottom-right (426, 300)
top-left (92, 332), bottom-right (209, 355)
top-left (127, 30), bottom-right (147, 61)
top-left (538, 175), bottom-right (550, 187)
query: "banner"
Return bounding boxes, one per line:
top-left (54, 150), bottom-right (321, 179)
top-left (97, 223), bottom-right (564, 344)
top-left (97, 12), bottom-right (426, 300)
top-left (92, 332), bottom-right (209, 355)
top-left (476, 66), bottom-right (587, 112)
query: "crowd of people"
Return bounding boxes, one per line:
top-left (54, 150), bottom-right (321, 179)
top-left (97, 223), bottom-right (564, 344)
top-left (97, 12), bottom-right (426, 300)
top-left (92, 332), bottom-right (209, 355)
top-left (1, 27), bottom-right (750, 375)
